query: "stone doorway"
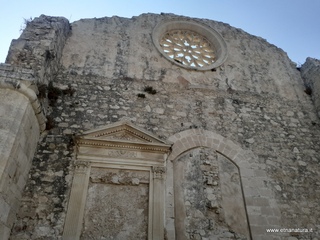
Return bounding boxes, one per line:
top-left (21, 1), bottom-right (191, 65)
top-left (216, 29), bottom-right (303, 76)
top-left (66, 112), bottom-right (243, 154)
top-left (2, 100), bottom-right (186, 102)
top-left (62, 121), bottom-right (171, 240)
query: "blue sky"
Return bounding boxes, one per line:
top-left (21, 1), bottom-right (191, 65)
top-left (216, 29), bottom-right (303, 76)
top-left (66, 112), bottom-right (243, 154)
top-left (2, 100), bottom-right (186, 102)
top-left (0, 0), bottom-right (319, 65)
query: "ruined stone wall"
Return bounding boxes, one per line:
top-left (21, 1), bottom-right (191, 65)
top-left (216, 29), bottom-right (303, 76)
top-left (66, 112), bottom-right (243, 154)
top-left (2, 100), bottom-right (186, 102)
top-left (301, 57), bottom-right (320, 118)
top-left (0, 15), bottom-right (69, 239)
top-left (5, 13), bottom-right (320, 239)
top-left (5, 15), bottom-right (70, 85)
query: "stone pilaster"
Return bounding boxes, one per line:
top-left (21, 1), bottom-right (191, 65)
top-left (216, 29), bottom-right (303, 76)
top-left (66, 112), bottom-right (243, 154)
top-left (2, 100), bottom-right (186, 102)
top-left (152, 166), bottom-right (166, 240)
top-left (62, 161), bottom-right (91, 240)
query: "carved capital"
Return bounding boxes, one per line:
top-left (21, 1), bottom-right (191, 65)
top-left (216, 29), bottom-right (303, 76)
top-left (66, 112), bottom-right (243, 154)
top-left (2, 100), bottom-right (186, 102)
top-left (152, 166), bottom-right (166, 179)
top-left (74, 161), bottom-right (90, 173)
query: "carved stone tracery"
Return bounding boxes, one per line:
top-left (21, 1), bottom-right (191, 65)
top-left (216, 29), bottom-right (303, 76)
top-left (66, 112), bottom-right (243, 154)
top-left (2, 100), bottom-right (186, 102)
top-left (160, 29), bottom-right (216, 68)
top-left (152, 20), bottom-right (228, 71)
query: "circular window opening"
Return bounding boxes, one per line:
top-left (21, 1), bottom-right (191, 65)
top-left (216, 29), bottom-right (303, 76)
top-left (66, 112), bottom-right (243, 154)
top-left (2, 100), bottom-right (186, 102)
top-left (152, 20), bottom-right (228, 71)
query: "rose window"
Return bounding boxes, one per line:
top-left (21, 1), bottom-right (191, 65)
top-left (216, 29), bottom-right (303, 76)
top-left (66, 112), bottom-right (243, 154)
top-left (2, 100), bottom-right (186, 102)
top-left (153, 20), bottom-right (228, 71)
top-left (160, 30), bottom-right (216, 68)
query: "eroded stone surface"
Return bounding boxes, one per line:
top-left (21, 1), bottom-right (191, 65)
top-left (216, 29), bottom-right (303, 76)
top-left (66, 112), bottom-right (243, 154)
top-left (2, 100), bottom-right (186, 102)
top-left (81, 168), bottom-right (149, 240)
top-left (301, 57), bottom-right (320, 117)
top-left (176, 148), bottom-right (249, 239)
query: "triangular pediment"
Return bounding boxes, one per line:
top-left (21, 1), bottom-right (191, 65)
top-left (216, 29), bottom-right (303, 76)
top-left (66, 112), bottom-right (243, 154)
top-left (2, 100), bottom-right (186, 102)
top-left (76, 121), bottom-right (171, 164)
top-left (77, 121), bottom-right (171, 146)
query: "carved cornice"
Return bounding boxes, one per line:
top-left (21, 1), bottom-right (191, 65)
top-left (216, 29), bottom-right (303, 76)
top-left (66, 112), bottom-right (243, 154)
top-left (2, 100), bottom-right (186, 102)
top-left (77, 138), bottom-right (171, 153)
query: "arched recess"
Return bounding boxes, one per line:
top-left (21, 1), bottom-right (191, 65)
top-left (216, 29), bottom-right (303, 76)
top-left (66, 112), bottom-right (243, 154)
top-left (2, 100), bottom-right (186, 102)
top-left (165, 129), bottom-right (281, 240)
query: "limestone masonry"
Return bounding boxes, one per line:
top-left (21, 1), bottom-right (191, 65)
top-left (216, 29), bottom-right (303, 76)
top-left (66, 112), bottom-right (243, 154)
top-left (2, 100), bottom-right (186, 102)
top-left (0, 13), bottom-right (319, 240)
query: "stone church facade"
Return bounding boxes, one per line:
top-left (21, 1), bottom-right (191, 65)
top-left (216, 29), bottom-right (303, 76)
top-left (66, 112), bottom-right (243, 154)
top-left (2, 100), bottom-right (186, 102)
top-left (0, 13), bottom-right (319, 239)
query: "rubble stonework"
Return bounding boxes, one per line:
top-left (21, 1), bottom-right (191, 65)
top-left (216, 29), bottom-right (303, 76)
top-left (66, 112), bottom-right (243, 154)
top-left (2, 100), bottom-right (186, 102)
top-left (0, 13), bottom-right (319, 239)
top-left (5, 15), bottom-right (70, 85)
